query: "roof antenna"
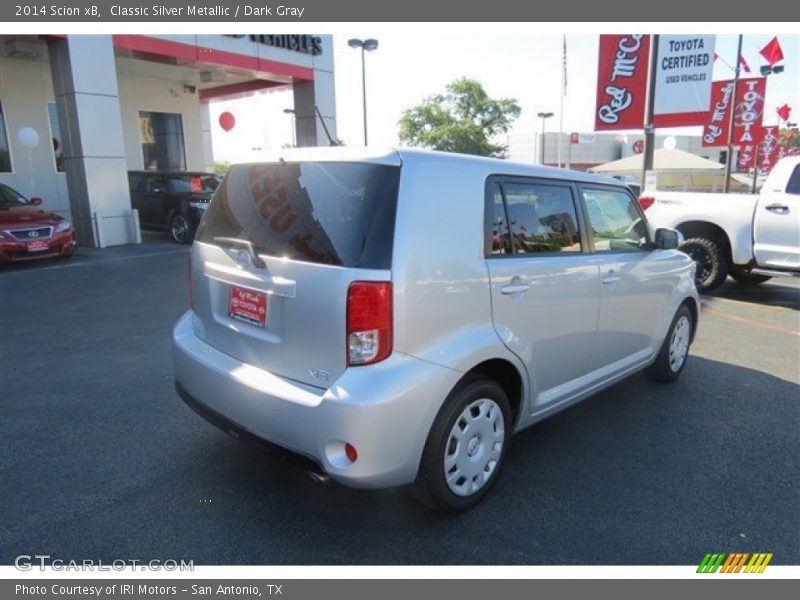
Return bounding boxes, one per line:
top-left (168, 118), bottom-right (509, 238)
top-left (314, 105), bottom-right (339, 146)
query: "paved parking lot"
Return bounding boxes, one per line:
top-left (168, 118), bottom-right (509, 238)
top-left (1, 238), bottom-right (798, 565)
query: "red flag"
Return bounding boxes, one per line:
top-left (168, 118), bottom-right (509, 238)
top-left (594, 35), bottom-right (650, 131)
top-left (759, 37), bottom-right (784, 66)
top-left (777, 104), bottom-right (791, 121)
top-left (739, 55), bottom-right (752, 73)
top-left (713, 52), bottom-right (719, 61)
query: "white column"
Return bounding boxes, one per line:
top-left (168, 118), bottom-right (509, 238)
top-left (200, 103), bottom-right (214, 173)
top-left (293, 35), bottom-right (337, 147)
top-left (48, 35), bottom-right (138, 247)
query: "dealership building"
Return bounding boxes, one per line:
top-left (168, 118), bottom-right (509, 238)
top-left (509, 131), bottom-right (726, 171)
top-left (0, 34), bottom-right (337, 247)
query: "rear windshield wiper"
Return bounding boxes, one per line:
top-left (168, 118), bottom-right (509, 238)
top-left (213, 237), bottom-right (266, 268)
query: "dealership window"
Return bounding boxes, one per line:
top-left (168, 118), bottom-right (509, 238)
top-left (139, 111), bottom-right (186, 171)
top-left (47, 103), bottom-right (65, 172)
top-left (0, 100), bottom-right (12, 172)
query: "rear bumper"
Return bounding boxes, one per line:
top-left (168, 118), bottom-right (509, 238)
top-left (173, 311), bottom-right (460, 488)
top-left (0, 229), bottom-right (76, 263)
top-left (175, 381), bottom-right (327, 477)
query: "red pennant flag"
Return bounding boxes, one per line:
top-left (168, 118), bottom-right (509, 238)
top-left (760, 37), bottom-right (784, 66)
top-left (713, 52), bottom-right (719, 61)
top-left (777, 104), bottom-right (792, 121)
top-left (739, 55), bottom-right (752, 73)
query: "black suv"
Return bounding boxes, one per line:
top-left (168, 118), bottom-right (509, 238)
top-left (128, 171), bottom-right (221, 243)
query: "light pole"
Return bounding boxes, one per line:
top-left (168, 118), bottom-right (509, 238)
top-left (537, 111), bottom-right (554, 165)
top-left (348, 38), bottom-right (379, 146)
top-left (723, 35), bottom-right (743, 193)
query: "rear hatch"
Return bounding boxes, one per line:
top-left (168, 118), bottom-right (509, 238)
top-left (191, 157), bottom-right (400, 388)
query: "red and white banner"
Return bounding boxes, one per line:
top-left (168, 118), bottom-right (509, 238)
top-left (594, 35), bottom-right (650, 131)
top-left (737, 125), bottom-right (781, 173)
top-left (702, 77), bottom-right (767, 148)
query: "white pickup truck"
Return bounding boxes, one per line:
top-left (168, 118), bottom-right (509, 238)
top-left (641, 155), bottom-right (800, 293)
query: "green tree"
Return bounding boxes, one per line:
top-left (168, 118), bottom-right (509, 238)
top-left (213, 160), bottom-right (231, 176)
top-left (780, 127), bottom-right (799, 150)
top-left (398, 77), bottom-right (521, 158)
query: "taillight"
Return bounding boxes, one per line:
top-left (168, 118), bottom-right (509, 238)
top-left (346, 281), bottom-right (392, 366)
top-left (638, 196), bottom-right (656, 211)
top-left (188, 250), bottom-right (194, 310)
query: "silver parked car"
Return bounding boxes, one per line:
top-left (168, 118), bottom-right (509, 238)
top-left (173, 148), bottom-right (698, 512)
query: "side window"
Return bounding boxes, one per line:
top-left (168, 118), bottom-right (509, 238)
top-left (502, 182), bottom-right (581, 254)
top-left (582, 188), bottom-right (648, 252)
top-left (489, 184), bottom-right (512, 255)
top-left (785, 165), bottom-right (800, 195)
top-left (129, 173), bottom-right (143, 193)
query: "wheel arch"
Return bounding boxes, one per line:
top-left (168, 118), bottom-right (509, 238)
top-left (457, 358), bottom-right (525, 430)
top-left (675, 220), bottom-right (733, 261)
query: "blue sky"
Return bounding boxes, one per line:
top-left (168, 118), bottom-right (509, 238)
top-left (210, 33), bottom-right (799, 163)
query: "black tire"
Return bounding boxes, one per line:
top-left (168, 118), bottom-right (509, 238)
top-left (730, 266), bottom-right (772, 286)
top-left (169, 213), bottom-right (194, 244)
top-left (414, 376), bottom-right (512, 513)
top-left (645, 305), bottom-right (694, 383)
top-left (679, 237), bottom-right (730, 293)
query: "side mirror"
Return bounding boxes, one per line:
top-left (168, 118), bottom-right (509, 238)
top-left (30, 197), bottom-right (43, 206)
top-left (654, 228), bottom-right (681, 250)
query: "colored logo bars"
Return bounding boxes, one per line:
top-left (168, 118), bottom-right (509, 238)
top-left (697, 552), bottom-right (773, 573)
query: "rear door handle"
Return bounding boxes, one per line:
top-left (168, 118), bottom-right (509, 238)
top-left (765, 203), bottom-right (789, 213)
top-left (602, 270), bottom-right (621, 285)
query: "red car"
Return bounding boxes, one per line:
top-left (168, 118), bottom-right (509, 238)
top-left (0, 183), bottom-right (76, 263)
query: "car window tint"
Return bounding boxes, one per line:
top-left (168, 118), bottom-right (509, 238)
top-left (196, 162), bottom-right (400, 269)
top-left (501, 182), bottom-right (581, 254)
top-left (0, 184), bottom-right (27, 206)
top-left (786, 165), bottom-right (800, 195)
top-left (129, 173), bottom-right (143, 193)
top-left (582, 188), bottom-right (648, 252)
top-left (489, 184), bottom-right (512, 255)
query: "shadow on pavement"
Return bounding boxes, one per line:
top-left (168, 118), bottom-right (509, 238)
top-left (707, 278), bottom-right (799, 311)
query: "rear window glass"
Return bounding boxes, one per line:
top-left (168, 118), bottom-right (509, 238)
top-left (196, 162), bottom-right (400, 269)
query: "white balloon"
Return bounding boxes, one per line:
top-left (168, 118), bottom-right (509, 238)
top-left (17, 127), bottom-right (40, 150)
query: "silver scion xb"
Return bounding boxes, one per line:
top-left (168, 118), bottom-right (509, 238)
top-left (173, 147), bottom-right (698, 512)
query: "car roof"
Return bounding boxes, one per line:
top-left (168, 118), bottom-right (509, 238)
top-left (234, 146), bottom-right (626, 187)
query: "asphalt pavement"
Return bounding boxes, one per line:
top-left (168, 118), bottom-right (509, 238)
top-left (1, 237), bottom-right (798, 565)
